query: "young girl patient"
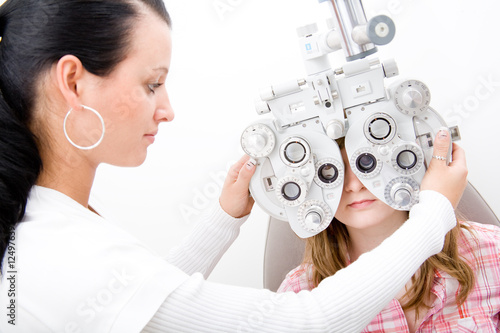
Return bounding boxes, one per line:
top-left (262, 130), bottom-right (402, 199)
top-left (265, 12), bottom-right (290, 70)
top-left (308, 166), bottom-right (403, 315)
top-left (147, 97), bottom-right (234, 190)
top-left (278, 138), bottom-right (500, 332)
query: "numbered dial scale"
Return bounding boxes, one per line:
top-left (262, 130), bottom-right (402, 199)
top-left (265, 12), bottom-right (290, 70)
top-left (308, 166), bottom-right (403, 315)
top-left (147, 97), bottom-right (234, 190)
top-left (393, 80), bottom-right (431, 115)
top-left (241, 124), bottom-right (276, 158)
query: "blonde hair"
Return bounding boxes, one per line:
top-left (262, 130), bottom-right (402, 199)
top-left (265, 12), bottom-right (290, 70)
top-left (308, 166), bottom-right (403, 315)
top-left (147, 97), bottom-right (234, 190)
top-left (304, 137), bottom-right (477, 317)
top-left (305, 220), bottom-right (476, 316)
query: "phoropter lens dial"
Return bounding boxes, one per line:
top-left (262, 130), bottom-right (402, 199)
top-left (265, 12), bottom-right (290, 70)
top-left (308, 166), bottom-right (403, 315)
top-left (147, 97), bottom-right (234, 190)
top-left (281, 182), bottom-right (302, 201)
top-left (356, 153), bottom-right (377, 174)
top-left (279, 137), bottom-right (311, 168)
top-left (275, 176), bottom-right (308, 207)
top-left (314, 158), bottom-right (344, 189)
top-left (391, 143), bottom-right (424, 175)
top-left (350, 148), bottom-right (382, 179)
top-left (363, 113), bottom-right (397, 145)
top-left (319, 164), bottom-right (338, 183)
top-left (284, 142), bottom-right (307, 164)
top-left (397, 150), bottom-right (417, 169)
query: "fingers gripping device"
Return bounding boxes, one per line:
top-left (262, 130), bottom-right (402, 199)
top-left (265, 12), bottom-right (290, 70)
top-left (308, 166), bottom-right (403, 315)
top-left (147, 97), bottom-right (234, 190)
top-left (240, 0), bottom-right (460, 238)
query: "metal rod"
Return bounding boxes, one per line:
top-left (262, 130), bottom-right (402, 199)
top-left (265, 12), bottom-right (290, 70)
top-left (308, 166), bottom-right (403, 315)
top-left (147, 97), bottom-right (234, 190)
top-left (328, 0), bottom-right (377, 61)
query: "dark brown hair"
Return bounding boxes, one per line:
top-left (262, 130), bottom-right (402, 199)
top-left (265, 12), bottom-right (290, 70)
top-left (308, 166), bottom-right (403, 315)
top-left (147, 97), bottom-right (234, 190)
top-left (0, 0), bottom-right (171, 272)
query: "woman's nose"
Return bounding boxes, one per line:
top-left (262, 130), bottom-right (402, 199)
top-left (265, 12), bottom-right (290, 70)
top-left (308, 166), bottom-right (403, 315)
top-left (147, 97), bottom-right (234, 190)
top-left (155, 92), bottom-right (175, 123)
top-left (154, 106), bottom-right (175, 123)
top-left (343, 163), bottom-right (365, 193)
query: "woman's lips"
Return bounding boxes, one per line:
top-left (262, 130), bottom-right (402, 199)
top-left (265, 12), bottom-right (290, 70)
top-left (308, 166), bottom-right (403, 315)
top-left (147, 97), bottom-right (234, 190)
top-left (348, 199), bottom-right (376, 209)
top-left (144, 134), bottom-right (156, 144)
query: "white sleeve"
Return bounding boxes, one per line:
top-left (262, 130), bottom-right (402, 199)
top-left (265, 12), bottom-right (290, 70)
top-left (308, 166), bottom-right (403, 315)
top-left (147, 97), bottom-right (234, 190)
top-left (142, 191), bottom-right (456, 333)
top-left (166, 203), bottom-right (248, 277)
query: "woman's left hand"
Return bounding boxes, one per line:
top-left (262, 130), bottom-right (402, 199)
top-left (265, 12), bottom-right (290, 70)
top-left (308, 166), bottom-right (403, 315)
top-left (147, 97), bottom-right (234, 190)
top-left (219, 155), bottom-right (257, 218)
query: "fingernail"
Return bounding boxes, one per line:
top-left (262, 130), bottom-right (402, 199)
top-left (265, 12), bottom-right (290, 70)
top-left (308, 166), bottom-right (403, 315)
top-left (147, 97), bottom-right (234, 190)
top-left (438, 127), bottom-right (449, 139)
top-left (246, 158), bottom-right (257, 170)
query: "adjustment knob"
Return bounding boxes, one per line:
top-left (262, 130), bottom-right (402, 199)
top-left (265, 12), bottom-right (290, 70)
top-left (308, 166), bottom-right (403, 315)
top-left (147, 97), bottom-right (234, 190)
top-left (384, 177), bottom-right (419, 210)
top-left (367, 15), bottom-right (396, 45)
top-left (326, 120), bottom-right (345, 139)
top-left (363, 113), bottom-right (396, 145)
top-left (305, 211), bottom-right (322, 227)
top-left (241, 124), bottom-right (276, 158)
top-left (255, 99), bottom-right (270, 115)
top-left (297, 200), bottom-right (333, 234)
top-left (393, 80), bottom-right (431, 115)
top-left (248, 134), bottom-right (266, 151)
top-left (393, 188), bottom-right (411, 207)
top-left (382, 58), bottom-right (399, 78)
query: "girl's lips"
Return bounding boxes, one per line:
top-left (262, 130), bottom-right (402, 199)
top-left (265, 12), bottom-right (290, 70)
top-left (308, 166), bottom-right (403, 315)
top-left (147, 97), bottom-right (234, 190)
top-left (348, 199), bottom-right (376, 209)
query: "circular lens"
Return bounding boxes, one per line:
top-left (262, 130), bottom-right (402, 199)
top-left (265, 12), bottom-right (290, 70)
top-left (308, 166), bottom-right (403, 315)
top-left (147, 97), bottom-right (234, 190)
top-left (281, 182), bottom-right (301, 201)
top-left (356, 153), bottom-right (377, 173)
top-left (318, 164), bottom-right (338, 184)
top-left (284, 142), bottom-right (306, 163)
top-left (368, 118), bottom-right (391, 140)
top-left (397, 150), bottom-right (417, 170)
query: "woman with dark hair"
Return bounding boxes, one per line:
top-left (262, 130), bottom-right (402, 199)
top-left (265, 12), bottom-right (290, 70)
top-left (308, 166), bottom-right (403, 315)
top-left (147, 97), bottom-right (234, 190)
top-left (0, 0), bottom-right (468, 332)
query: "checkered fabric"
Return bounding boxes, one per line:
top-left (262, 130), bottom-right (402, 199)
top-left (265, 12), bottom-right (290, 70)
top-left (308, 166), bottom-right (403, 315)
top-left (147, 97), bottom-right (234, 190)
top-left (278, 222), bottom-right (500, 332)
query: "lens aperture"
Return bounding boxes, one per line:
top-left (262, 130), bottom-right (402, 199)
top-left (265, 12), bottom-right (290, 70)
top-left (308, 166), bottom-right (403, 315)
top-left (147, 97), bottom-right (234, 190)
top-left (356, 153), bottom-right (377, 173)
top-left (284, 142), bottom-right (306, 163)
top-left (369, 118), bottom-right (391, 140)
top-left (318, 164), bottom-right (338, 183)
top-left (281, 182), bottom-right (301, 201)
top-left (396, 150), bottom-right (417, 170)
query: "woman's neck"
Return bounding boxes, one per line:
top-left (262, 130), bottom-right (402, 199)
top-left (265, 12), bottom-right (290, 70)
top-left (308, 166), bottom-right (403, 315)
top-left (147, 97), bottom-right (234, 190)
top-left (36, 146), bottom-right (97, 208)
top-left (346, 210), bottom-right (408, 262)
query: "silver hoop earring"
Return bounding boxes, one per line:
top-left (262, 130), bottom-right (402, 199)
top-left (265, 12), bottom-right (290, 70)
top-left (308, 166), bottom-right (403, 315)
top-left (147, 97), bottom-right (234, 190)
top-left (63, 105), bottom-right (105, 150)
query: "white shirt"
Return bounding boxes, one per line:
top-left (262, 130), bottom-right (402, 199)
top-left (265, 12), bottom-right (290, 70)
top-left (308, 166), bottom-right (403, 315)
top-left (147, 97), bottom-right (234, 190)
top-left (1, 186), bottom-right (456, 333)
top-left (0, 186), bottom-right (245, 333)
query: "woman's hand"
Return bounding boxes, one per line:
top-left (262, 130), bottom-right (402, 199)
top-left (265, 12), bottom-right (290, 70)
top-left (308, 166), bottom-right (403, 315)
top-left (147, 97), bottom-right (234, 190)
top-left (219, 155), bottom-right (257, 218)
top-left (420, 128), bottom-right (468, 209)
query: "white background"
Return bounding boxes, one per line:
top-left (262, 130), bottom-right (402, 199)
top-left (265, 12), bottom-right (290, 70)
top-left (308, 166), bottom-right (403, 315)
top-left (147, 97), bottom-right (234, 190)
top-left (91, 0), bottom-right (499, 289)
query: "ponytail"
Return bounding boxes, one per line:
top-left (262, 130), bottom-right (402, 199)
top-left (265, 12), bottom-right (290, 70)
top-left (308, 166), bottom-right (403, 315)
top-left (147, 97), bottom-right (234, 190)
top-left (0, 0), bottom-right (41, 273)
top-left (0, 92), bottom-right (42, 273)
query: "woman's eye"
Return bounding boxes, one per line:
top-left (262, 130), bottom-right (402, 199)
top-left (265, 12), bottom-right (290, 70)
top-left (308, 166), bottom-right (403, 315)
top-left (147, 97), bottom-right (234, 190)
top-left (148, 83), bottom-right (163, 93)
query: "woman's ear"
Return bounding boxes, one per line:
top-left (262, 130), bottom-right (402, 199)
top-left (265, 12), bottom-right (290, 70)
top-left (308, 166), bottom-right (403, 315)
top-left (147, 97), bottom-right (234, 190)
top-left (55, 55), bottom-right (84, 111)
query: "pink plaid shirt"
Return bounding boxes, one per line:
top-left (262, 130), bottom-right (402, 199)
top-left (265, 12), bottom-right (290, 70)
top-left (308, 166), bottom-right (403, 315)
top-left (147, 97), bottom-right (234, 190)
top-left (278, 222), bottom-right (500, 332)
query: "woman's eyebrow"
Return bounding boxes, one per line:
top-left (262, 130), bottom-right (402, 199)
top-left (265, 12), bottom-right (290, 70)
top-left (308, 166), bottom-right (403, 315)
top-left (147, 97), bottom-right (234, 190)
top-left (152, 66), bottom-right (169, 74)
